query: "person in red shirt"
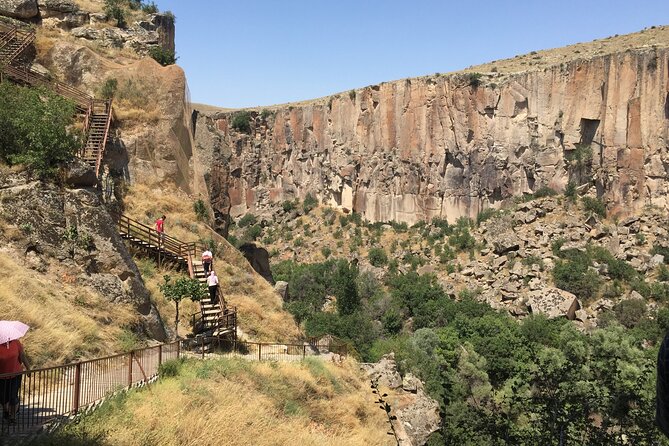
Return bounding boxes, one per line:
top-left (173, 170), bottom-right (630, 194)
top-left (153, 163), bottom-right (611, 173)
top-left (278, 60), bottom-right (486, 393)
top-left (0, 340), bottom-right (30, 424)
top-left (155, 215), bottom-right (166, 244)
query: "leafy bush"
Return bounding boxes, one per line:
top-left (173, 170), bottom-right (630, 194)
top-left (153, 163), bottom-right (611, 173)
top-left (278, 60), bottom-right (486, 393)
top-left (476, 208), bottom-right (498, 226)
top-left (244, 224), bottom-right (262, 241)
top-left (582, 196), bottom-right (606, 218)
top-left (302, 193), bottom-right (318, 214)
top-left (564, 181), bottom-right (577, 202)
top-left (231, 111), bottom-right (252, 134)
top-left (320, 246), bottom-right (332, 258)
top-left (0, 82), bottom-right (79, 176)
top-left (651, 245), bottom-right (669, 264)
top-left (282, 200), bottom-right (296, 213)
top-left (158, 358), bottom-right (184, 378)
top-left (193, 199), bottom-right (207, 221)
top-left (104, 0), bottom-right (127, 28)
top-left (141, 1), bottom-right (158, 13)
top-left (237, 213), bottom-right (257, 228)
top-left (552, 256), bottom-right (601, 300)
top-left (148, 46), bottom-right (178, 66)
top-left (466, 72), bottom-right (483, 87)
top-left (613, 299), bottom-right (647, 328)
top-left (100, 78), bottom-right (118, 99)
top-left (368, 247), bottom-right (388, 267)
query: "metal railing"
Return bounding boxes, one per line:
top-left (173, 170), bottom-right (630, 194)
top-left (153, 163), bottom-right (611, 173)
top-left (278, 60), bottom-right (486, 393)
top-left (0, 342), bottom-right (180, 435)
top-left (0, 336), bottom-right (346, 435)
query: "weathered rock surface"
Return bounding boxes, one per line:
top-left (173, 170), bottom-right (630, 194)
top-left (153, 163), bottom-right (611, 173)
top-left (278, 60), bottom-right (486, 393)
top-left (195, 27), bottom-right (669, 225)
top-left (528, 287), bottom-right (581, 320)
top-left (361, 353), bottom-right (441, 446)
top-left (0, 0), bottom-right (38, 18)
top-left (238, 243), bottom-right (275, 284)
top-left (0, 172), bottom-right (166, 340)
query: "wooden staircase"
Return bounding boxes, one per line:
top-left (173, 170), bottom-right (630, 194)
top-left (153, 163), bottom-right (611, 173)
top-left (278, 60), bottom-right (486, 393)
top-left (81, 99), bottom-right (113, 175)
top-left (0, 22), bottom-right (112, 177)
top-left (115, 214), bottom-right (237, 342)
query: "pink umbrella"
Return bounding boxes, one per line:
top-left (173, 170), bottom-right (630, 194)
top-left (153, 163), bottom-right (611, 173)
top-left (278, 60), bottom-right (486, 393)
top-left (0, 321), bottom-right (29, 344)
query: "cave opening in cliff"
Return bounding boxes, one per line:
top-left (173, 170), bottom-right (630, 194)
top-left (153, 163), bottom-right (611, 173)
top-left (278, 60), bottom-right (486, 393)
top-left (579, 118), bottom-right (600, 146)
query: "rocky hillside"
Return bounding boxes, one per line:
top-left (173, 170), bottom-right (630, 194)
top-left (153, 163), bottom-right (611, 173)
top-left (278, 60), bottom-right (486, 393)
top-left (194, 25), bottom-right (669, 227)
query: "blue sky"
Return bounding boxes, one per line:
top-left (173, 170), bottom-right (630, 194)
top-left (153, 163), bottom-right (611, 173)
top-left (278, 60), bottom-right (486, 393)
top-left (156, 0), bottom-right (669, 109)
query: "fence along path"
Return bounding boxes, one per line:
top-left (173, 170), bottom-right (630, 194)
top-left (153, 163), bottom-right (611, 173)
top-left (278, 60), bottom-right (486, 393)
top-left (0, 338), bottom-right (347, 440)
top-left (0, 22), bottom-right (113, 177)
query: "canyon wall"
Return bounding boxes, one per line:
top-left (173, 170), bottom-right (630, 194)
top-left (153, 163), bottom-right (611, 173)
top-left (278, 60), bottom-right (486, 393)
top-left (197, 46), bottom-right (669, 224)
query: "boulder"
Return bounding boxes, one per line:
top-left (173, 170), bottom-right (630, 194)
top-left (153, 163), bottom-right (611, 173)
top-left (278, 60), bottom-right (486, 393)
top-left (37, 0), bottom-right (77, 15)
top-left (64, 158), bottom-right (97, 187)
top-left (485, 216), bottom-right (521, 255)
top-left (0, 0), bottom-right (38, 18)
top-left (360, 353), bottom-right (403, 389)
top-left (274, 281), bottom-right (289, 300)
top-left (528, 287), bottom-right (580, 320)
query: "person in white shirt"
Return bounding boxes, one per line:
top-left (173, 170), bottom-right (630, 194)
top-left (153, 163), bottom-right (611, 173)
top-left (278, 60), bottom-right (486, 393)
top-left (207, 270), bottom-right (219, 304)
top-left (201, 249), bottom-right (213, 275)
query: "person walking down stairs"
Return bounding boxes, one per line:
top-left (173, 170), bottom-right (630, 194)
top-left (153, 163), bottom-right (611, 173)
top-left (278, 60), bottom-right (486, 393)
top-left (202, 248), bottom-right (213, 276)
top-left (207, 271), bottom-right (219, 304)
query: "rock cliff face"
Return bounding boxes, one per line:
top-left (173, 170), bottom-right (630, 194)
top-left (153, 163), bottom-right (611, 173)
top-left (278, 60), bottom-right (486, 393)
top-left (0, 171), bottom-right (166, 341)
top-left (196, 28), bottom-right (669, 224)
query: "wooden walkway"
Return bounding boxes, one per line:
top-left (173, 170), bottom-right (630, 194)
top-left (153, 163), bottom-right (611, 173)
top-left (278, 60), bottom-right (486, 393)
top-left (0, 22), bottom-right (113, 177)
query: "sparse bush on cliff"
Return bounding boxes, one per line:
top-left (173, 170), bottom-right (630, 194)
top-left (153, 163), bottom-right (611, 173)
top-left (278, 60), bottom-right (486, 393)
top-left (100, 78), bottom-right (118, 99)
top-left (231, 111), bottom-right (252, 134)
top-left (282, 200), bottom-right (296, 213)
top-left (582, 196), bottom-right (606, 218)
top-left (104, 0), bottom-right (127, 28)
top-left (302, 193), bottom-right (318, 214)
top-left (465, 72), bottom-right (483, 87)
top-left (148, 46), bottom-right (178, 66)
top-left (237, 213), bottom-right (257, 228)
top-left (193, 199), bottom-right (208, 221)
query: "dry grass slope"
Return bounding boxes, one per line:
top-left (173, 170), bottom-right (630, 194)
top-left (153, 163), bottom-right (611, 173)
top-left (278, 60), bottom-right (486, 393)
top-left (40, 357), bottom-right (393, 446)
top-left (123, 183), bottom-right (301, 342)
top-left (0, 251), bottom-right (141, 368)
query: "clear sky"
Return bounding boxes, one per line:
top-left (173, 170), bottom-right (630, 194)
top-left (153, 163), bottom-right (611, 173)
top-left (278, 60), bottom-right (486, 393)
top-left (156, 0), bottom-right (669, 109)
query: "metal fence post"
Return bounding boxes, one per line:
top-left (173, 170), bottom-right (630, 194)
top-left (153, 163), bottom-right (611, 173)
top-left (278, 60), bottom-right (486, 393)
top-left (303, 345), bottom-right (306, 360)
top-left (72, 363), bottom-right (81, 413)
top-left (128, 351), bottom-right (134, 387)
top-left (201, 337), bottom-right (205, 359)
top-left (158, 344), bottom-right (163, 368)
top-left (177, 340), bottom-right (181, 359)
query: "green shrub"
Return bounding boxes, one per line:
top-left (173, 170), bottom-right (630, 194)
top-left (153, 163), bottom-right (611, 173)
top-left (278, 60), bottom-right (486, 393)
top-left (141, 1), bottom-right (158, 13)
top-left (321, 246), bottom-right (332, 258)
top-left (476, 208), bottom-right (498, 226)
top-left (237, 213), bottom-right (257, 228)
top-left (100, 78), bottom-right (118, 99)
top-left (651, 245), bottom-right (669, 264)
top-left (193, 199), bottom-right (208, 221)
top-left (466, 72), bottom-right (483, 87)
top-left (613, 299), bottom-right (647, 329)
top-left (244, 224), bottom-right (262, 241)
top-left (564, 181), bottom-right (577, 202)
top-left (231, 111), bottom-right (252, 134)
top-left (368, 247), bottom-right (388, 267)
top-left (659, 265), bottom-right (669, 282)
top-left (158, 358), bottom-right (184, 378)
top-left (552, 257), bottom-right (601, 300)
top-left (148, 46), bottom-right (178, 66)
top-left (582, 196), bottom-right (606, 218)
top-left (303, 193), bottom-right (318, 214)
top-left (533, 186), bottom-right (557, 198)
top-left (104, 0), bottom-right (126, 28)
top-left (282, 200), bottom-right (296, 213)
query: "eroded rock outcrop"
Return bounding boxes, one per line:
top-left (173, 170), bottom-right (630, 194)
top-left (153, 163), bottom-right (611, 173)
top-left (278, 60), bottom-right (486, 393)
top-left (0, 172), bottom-right (166, 340)
top-left (361, 353), bottom-right (441, 446)
top-left (196, 27), bottom-right (669, 225)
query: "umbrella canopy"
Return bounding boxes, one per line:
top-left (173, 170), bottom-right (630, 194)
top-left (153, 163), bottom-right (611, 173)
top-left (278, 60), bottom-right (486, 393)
top-left (0, 321), bottom-right (29, 344)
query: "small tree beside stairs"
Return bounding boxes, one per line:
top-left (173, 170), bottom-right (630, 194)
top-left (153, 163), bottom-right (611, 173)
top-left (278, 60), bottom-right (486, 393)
top-left (159, 275), bottom-right (204, 338)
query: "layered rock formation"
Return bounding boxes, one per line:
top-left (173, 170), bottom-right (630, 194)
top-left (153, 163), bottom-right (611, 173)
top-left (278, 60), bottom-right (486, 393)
top-left (195, 27), bottom-right (669, 225)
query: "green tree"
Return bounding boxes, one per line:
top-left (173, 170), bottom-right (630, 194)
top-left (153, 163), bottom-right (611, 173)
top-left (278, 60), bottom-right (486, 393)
top-left (335, 261), bottom-right (359, 315)
top-left (0, 82), bottom-right (79, 176)
top-left (148, 46), bottom-right (178, 66)
top-left (159, 275), bottom-right (203, 337)
top-left (368, 247), bottom-right (388, 267)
